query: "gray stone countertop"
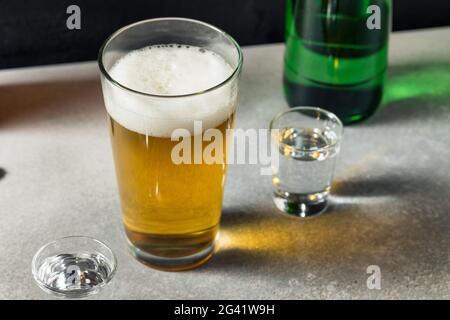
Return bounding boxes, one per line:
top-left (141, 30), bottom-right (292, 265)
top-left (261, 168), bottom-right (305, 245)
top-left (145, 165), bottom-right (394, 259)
top-left (0, 27), bottom-right (449, 299)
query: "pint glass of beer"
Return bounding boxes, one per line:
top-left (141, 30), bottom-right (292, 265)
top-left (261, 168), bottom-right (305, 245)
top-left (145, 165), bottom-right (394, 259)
top-left (98, 18), bottom-right (242, 270)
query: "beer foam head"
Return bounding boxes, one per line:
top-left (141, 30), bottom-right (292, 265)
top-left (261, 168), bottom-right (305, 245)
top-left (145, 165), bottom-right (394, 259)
top-left (102, 45), bottom-right (237, 137)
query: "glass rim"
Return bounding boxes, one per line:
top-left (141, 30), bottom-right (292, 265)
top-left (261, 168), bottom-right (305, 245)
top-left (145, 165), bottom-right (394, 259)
top-left (270, 106), bottom-right (344, 152)
top-left (98, 17), bottom-right (243, 99)
top-left (31, 235), bottom-right (118, 295)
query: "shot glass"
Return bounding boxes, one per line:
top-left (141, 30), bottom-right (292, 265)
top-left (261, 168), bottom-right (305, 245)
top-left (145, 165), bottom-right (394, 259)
top-left (32, 236), bottom-right (117, 298)
top-left (270, 107), bottom-right (343, 218)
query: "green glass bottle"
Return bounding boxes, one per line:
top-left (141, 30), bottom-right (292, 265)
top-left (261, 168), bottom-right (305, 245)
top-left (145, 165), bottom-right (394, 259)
top-left (284, 0), bottom-right (392, 124)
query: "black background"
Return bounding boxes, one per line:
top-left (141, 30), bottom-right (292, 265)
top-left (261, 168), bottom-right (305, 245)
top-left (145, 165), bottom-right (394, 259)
top-left (1, 0), bottom-right (449, 69)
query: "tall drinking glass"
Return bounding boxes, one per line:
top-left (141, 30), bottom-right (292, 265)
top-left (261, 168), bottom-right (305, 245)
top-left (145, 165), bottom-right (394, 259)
top-left (98, 18), bottom-right (242, 270)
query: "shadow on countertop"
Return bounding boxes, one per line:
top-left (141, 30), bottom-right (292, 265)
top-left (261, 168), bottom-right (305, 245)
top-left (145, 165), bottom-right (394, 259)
top-left (196, 206), bottom-right (448, 299)
top-left (332, 174), bottom-right (448, 198)
top-left (199, 171), bottom-right (449, 287)
top-left (0, 79), bottom-right (102, 129)
top-left (0, 168), bottom-right (6, 181)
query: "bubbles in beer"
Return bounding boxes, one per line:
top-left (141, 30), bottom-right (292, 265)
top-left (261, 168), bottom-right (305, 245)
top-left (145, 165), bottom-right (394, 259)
top-left (103, 44), bottom-right (237, 137)
top-left (110, 44), bottom-right (233, 96)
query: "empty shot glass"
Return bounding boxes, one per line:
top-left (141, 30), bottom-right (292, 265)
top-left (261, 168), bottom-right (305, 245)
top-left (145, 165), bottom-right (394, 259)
top-left (270, 107), bottom-right (343, 218)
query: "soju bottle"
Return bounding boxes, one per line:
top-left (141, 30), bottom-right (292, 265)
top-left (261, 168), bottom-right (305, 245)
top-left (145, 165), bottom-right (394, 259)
top-left (284, 0), bottom-right (392, 124)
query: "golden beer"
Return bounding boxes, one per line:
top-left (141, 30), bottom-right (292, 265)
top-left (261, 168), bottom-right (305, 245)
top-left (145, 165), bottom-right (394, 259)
top-left (98, 18), bottom-right (242, 270)
top-left (109, 115), bottom-right (234, 269)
